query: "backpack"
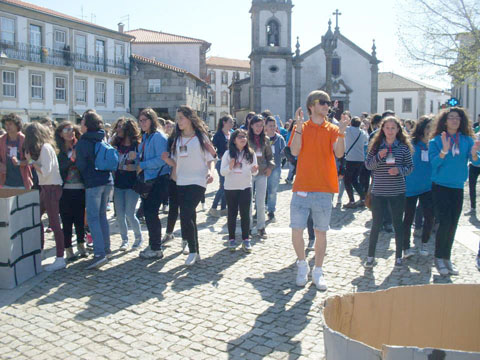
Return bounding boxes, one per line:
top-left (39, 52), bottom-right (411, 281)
top-left (94, 141), bottom-right (119, 171)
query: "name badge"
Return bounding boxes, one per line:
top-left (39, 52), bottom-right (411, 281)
top-left (296, 191), bottom-right (308, 198)
top-left (421, 150), bottom-right (429, 162)
top-left (179, 145), bottom-right (188, 157)
top-left (386, 153), bottom-right (395, 165)
top-left (67, 150), bottom-right (73, 159)
top-left (233, 162), bottom-right (243, 174)
top-left (271, 145), bottom-right (275, 154)
top-left (9, 147), bottom-right (17, 158)
top-left (255, 150), bottom-right (262, 157)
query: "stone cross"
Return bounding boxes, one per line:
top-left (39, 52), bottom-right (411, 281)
top-left (332, 9), bottom-right (342, 32)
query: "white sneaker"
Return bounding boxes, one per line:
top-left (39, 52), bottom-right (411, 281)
top-left (120, 240), bottom-right (128, 251)
top-left (403, 248), bottom-right (415, 259)
top-left (181, 240), bottom-right (189, 255)
top-left (444, 260), bottom-right (459, 275)
top-left (419, 243), bottom-right (429, 256)
top-left (139, 246), bottom-right (151, 256)
top-left (139, 248), bottom-right (163, 259)
top-left (296, 260), bottom-right (310, 287)
top-left (44, 257), bottom-right (66, 272)
top-left (311, 267), bottom-right (327, 291)
top-left (435, 257), bottom-right (449, 276)
top-left (185, 253), bottom-right (200, 266)
top-left (208, 208), bottom-right (219, 217)
top-left (163, 233), bottom-right (174, 244)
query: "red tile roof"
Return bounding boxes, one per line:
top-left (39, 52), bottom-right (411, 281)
top-left (2, 0), bottom-right (133, 37)
top-left (127, 28), bottom-right (210, 45)
top-left (207, 56), bottom-right (250, 70)
top-left (131, 54), bottom-right (206, 84)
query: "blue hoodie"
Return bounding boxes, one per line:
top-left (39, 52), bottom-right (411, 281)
top-left (75, 130), bottom-right (113, 189)
top-left (406, 141), bottom-right (432, 196)
top-left (429, 133), bottom-right (480, 189)
top-left (138, 131), bottom-right (169, 181)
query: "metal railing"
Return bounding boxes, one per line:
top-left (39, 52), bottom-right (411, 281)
top-left (0, 41), bottom-right (129, 76)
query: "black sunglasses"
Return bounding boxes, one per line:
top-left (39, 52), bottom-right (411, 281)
top-left (314, 99), bottom-right (331, 107)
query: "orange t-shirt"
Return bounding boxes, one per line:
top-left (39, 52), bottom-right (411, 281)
top-left (288, 119), bottom-right (340, 193)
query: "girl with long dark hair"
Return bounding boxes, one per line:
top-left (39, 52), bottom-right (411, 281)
top-left (429, 107), bottom-right (480, 276)
top-left (221, 129), bottom-right (258, 252)
top-left (364, 116), bottom-right (413, 269)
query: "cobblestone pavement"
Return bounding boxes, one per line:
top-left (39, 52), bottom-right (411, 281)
top-left (1, 168), bottom-right (480, 359)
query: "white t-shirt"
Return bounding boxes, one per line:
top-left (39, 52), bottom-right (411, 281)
top-left (174, 135), bottom-right (215, 188)
top-left (36, 143), bottom-right (62, 186)
top-left (220, 150), bottom-right (258, 190)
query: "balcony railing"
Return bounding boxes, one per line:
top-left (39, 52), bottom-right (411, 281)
top-left (0, 41), bottom-right (129, 76)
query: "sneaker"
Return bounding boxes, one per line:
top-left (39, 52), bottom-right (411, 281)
top-left (434, 257), bottom-right (449, 276)
top-left (394, 258), bottom-right (403, 269)
top-left (77, 242), bottom-right (88, 258)
top-left (364, 257), bottom-right (375, 269)
top-left (258, 228), bottom-right (267, 239)
top-left (476, 256), bottom-right (480, 270)
top-left (119, 240), bottom-right (128, 251)
top-left (311, 267), bottom-right (327, 291)
top-left (132, 239), bottom-right (143, 249)
top-left (403, 248), bottom-right (415, 259)
top-left (162, 204), bottom-right (169, 213)
top-left (139, 248), bottom-right (163, 259)
top-left (444, 260), bottom-right (459, 275)
top-left (181, 240), bottom-right (189, 255)
top-left (295, 260), bottom-right (310, 287)
top-left (419, 243), bottom-right (429, 256)
top-left (354, 200), bottom-right (365, 208)
top-left (228, 239), bottom-right (237, 251)
top-left (85, 255), bottom-right (108, 270)
top-left (464, 208), bottom-right (476, 216)
top-left (65, 247), bottom-right (77, 262)
top-left (185, 253), bottom-right (199, 266)
top-left (139, 246), bottom-right (151, 256)
top-left (163, 233), bottom-right (174, 244)
top-left (219, 208), bottom-right (228, 217)
top-left (413, 228), bottom-right (422, 238)
top-left (267, 212), bottom-right (276, 222)
top-left (208, 208), bottom-right (219, 217)
top-left (343, 202), bottom-right (356, 209)
top-left (242, 239), bottom-right (252, 253)
top-left (44, 257), bottom-right (66, 271)
top-left (307, 238), bottom-right (315, 250)
top-left (383, 224), bottom-right (393, 233)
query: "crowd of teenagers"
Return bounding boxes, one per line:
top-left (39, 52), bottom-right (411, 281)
top-left (1, 90), bottom-right (479, 290)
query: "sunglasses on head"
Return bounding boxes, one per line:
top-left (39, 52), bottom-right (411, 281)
top-left (314, 99), bottom-right (331, 107)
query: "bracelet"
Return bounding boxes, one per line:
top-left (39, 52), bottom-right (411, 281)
top-left (295, 131), bottom-right (302, 135)
top-left (440, 150), bottom-right (448, 155)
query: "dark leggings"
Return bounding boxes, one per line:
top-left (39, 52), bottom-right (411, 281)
top-left (359, 165), bottom-right (370, 195)
top-left (225, 188), bottom-right (252, 240)
top-left (59, 188), bottom-right (86, 248)
top-left (344, 161), bottom-right (365, 203)
top-left (178, 184), bottom-right (205, 254)
top-left (166, 179), bottom-right (179, 234)
top-left (432, 183), bottom-right (463, 259)
top-left (468, 164), bottom-right (480, 209)
top-left (368, 194), bottom-right (405, 259)
top-left (144, 177), bottom-right (168, 251)
top-left (402, 191), bottom-right (434, 250)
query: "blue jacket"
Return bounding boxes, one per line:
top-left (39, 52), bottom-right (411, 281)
top-left (212, 130), bottom-right (229, 159)
top-left (269, 133), bottom-right (286, 168)
top-left (429, 133), bottom-right (480, 189)
top-left (75, 130), bottom-right (113, 189)
top-left (406, 141), bottom-right (432, 196)
top-left (138, 131), bottom-right (169, 181)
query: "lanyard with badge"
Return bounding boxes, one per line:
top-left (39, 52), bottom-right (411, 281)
top-left (418, 142), bottom-right (429, 162)
top-left (234, 151), bottom-right (244, 174)
top-left (179, 135), bottom-right (195, 157)
top-left (255, 145), bottom-right (262, 158)
top-left (386, 144), bottom-right (395, 164)
top-left (447, 132), bottom-right (460, 156)
top-left (270, 136), bottom-right (276, 155)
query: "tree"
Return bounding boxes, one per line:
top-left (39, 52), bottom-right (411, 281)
top-left (397, 0), bottom-right (480, 84)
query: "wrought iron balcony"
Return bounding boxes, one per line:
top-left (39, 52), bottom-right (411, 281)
top-left (0, 40), bottom-right (129, 76)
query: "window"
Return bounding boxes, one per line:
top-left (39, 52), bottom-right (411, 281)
top-left (75, 79), bottom-right (86, 102)
top-left (115, 43), bottom-right (124, 64)
top-left (402, 98), bottom-right (412, 113)
top-left (385, 98), bottom-right (394, 111)
top-left (96, 39), bottom-right (105, 61)
top-left (95, 81), bottom-right (106, 104)
top-left (221, 91), bottom-right (228, 106)
top-left (54, 30), bottom-right (66, 50)
top-left (430, 100), bottom-right (434, 113)
top-left (2, 71), bottom-right (15, 97)
top-left (75, 34), bottom-right (86, 56)
top-left (221, 71), bottom-right (228, 84)
top-left (55, 76), bottom-right (66, 101)
top-left (115, 83), bottom-right (124, 105)
top-left (148, 79), bottom-right (161, 93)
top-left (208, 91), bottom-right (216, 105)
top-left (208, 70), bottom-right (216, 84)
top-left (0, 17), bottom-right (15, 43)
top-left (266, 20), bottom-right (280, 47)
top-left (31, 73), bottom-right (43, 100)
top-left (332, 57), bottom-right (341, 77)
top-left (30, 24), bottom-right (41, 48)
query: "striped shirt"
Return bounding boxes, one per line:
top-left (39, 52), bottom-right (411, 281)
top-left (365, 140), bottom-right (413, 196)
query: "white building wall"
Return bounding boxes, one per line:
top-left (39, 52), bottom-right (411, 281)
top-left (300, 49), bottom-right (326, 112)
top-left (259, 11), bottom-right (288, 48)
top-left (378, 90), bottom-right (418, 119)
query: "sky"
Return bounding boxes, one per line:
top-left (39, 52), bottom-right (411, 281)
top-left (31, 0), bottom-right (451, 89)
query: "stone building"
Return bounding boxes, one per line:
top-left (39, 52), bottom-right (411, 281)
top-left (232, 0), bottom-right (380, 122)
top-left (206, 56), bottom-right (250, 129)
top-left (130, 54), bottom-right (207, 120)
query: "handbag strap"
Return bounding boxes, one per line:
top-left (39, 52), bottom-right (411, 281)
top-left (345, 132), bottom-right (362, 157)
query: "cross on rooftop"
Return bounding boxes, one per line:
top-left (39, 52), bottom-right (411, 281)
top-left (332, 9), bottom-right (342, 31)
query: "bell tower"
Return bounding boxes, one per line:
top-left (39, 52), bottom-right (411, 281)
top-left (249, 0), bottom-right (293, 121)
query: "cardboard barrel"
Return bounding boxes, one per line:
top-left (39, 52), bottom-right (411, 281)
top-left (0, 189), bottom-right (42, 289)
top-left (323, 284), bottom-right (480, 360)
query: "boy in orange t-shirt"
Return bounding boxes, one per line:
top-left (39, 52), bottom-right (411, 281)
top-left (288, 90), bottom-right (348, 291)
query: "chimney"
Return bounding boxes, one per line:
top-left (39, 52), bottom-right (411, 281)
top-left (118, 22), bottom-right (124, 33)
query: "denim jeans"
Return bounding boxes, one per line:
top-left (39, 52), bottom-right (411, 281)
top-left (86, 184), bottom-right (112, 257)
top-left (114, 187), bottom-right (143, 243)
top-left (250, 175), bottom-right (267, 229)
top-left (212, 162), bottom-right (226, 210)
top-left (267, 167), bottom-right (281, 213)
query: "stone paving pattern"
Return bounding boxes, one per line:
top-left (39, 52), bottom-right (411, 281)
top-left (1, 168), bottom-right (480, 359)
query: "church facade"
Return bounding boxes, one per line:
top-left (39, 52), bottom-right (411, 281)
top-left (231, 0), bottom-right (380, 123)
